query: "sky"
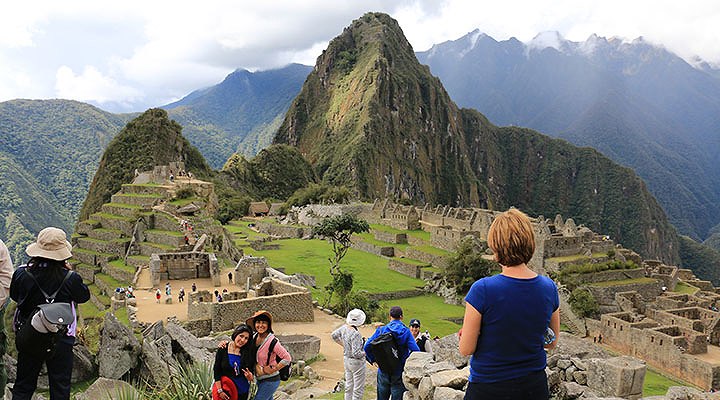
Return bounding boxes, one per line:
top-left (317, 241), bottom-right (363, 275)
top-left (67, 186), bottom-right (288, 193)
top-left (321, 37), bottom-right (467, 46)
top-left (1, 0), bottom-right (719, 113)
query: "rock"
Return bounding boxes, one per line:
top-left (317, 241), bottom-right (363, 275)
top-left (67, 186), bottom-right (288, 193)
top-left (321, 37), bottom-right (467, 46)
top-left (289, 387), bottom-right (329, 399)
top-left (294, 360), bottom-right (306, 376)
top-left (423, 361), bottom-right (455, 376)
top-left (557, 381), bottom-right (586, 399)
top-left (428, 369), bottom-right (468, 390)
top-left (417, 376), bottom-right (434, 400)
top-left (573, 371), bottom-right (587, 385)
top-left (403, 352), bottom-right (435, 386)
top-left (546, 367), bottom-right (561, 391)
top-left (140, 339), bottom-right (174, 386)
top-left (432, 386), bottom-right (464, 400)
top-left (432, 334), bottom-right (470, 368)
top-left (98, 313), bottom-right (141, 379)
top-left (71, 344), bottom-right (96, 383)
top-left (570, 357), bottom-right (587, 371)
top-left (557, 358), bottom-right (573, 370)
top-left (303, 366), bottom-right (318, 380)
top-left (554, 332), bottom-right (610, 360)
top-left (142, 320), bottom-right (165, 340)
top-left (74, 377), bottom-right (139, 400)
top-left (565, 365), bottom-right (577, 378)
top-left (547, 353), bottom-right (561, 369)
top-left (585, 356), bottom-right (645, 399)
top-left (664, 385), bottom-right (713, 399)
top-left (164, 321), bottom-right (214, 365)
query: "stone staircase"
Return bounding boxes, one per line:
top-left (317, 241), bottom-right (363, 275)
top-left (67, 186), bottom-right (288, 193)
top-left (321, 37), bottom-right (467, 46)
top-left (558, 287), bottom-right (588, 336)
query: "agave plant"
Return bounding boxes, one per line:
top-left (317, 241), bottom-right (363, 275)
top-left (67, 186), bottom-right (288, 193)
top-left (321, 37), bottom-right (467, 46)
top-left (158, 360), bottom-right (213, 400)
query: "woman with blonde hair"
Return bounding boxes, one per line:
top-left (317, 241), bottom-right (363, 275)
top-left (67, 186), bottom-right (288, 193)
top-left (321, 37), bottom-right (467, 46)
top-left (459, 209), bottom-right (559, 400)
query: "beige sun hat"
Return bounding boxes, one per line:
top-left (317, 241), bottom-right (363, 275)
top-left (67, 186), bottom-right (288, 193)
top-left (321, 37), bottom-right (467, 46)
top-left (346, 309), bottom-right (366, 326)
top-left (25, 227), bottom-right (72, 261)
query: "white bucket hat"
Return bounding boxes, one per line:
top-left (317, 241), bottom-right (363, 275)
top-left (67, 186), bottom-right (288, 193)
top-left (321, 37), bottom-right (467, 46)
top-left (25, 227), bottom-right (72, 261)
top-left (346, 309), bottom-right (366, 326)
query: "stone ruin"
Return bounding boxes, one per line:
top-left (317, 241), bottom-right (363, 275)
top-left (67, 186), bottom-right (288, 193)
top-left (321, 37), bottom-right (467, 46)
top-left (149, 251), bottom-right (221, 287)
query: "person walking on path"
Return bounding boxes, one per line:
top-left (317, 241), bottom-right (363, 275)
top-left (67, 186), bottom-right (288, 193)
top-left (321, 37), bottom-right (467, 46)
top-left (212, 324), bottom-right (256, 400)
top-left (459, 208), bottom-right (559, 400)
top-left (10, 227), bottom-right (90, 399)
top-left (228, 272), bottom-right (233, 285)
top-left (247, 310), bottom-right (291, 400)
top-left (178, 287), bottom-right (185, 303)
top-left (364, 306), bottom-right (420, 400)
top-left (332, 309), bottom-right (367, 400)
top-left (0, 239), bottom-right (14, 394)
top-left (156, 288), bottom-right (161, 303)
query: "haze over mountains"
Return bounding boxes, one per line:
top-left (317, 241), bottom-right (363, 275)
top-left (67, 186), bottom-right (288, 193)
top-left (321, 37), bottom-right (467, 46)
top-left (1, 12), bottom-right (719, 279)
top-left (416, 30), bottom-right (720, 242)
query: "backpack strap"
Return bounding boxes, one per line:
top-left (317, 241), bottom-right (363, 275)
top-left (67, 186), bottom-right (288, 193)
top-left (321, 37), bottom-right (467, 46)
top-left (267, 337), bottom-right (278, 364)
top-left (24, 269), bottom-right (74, 303)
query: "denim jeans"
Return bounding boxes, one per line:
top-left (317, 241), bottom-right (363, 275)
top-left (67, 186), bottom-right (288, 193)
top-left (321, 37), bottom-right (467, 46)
top-left (376, 369), bottom-right (406, 400)
top-left (254, 376), bottom-right (280, 400)
top-left (464, 369), bottom-right (549, 400)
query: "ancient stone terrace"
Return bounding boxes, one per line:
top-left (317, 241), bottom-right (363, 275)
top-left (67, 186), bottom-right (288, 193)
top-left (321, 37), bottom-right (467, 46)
top-left (150, 251), bottom-right (220, 287)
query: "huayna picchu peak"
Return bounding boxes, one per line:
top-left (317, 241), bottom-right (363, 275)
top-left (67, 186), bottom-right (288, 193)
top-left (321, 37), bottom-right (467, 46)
top-left (275, 12), bottom-right (678, 264)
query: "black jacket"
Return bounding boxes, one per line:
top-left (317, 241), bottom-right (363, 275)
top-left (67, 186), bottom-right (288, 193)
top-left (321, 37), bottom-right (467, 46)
top-left (213, 344), bottom-right (256, 382)
top-left (10, 264), bottom-right (90, 324)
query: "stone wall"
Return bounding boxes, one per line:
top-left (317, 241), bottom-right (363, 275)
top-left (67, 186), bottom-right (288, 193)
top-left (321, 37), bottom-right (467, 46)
top-left (276, 334), bottom-right (321, 362)
top-left (404, 248), bottom-right (449, 268)
top-left (571, 268), bottom-right (646, 285)
top-left (373, 230), bottom-right (408, 244)
top-left (150, 252), bottom-right (219, 286)
top-left (587, 279), bottom-right (663, 306)
top-left (183, 317), bottom-right (212, 337)
top-left (234, 256), bottom-right (269, 288)
top-left (351, 240), bottom-right (394, 257)
top-left (544, 236), bottom-right (583, 258)
top-left (209, 291), bottom-right (314, 332)
top-left (429, 227), bottom-right (482, 252)
top-left (388, 259), bottom-right (429, 278)
top-left (256, 222), bottom-right (307, 239)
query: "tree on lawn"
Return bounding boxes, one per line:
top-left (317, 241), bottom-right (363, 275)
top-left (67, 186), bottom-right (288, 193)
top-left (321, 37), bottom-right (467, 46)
top-left (312, 214), bottom-right (370, 314)
top-left (445, 236), bottom-right (498, 296)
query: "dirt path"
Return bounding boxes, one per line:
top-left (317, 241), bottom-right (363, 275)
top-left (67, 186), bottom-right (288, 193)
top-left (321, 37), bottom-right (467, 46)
top-left (132, 269), bottom-right (380, 389)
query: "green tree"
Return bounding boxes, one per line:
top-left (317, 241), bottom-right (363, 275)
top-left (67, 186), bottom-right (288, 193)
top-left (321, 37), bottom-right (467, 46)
top-left (569, 288), bottom-right (599, 318)
top-left (312, 214), bottom-right (369, 313)
top-left (444, 236), bottom-right (498, 295)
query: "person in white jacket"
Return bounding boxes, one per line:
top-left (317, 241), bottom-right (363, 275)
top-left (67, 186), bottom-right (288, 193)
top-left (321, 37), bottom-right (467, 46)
top-left (0, 239), bottom-right (15, 394)
top-left (331, 309), bottom-right (367, 400)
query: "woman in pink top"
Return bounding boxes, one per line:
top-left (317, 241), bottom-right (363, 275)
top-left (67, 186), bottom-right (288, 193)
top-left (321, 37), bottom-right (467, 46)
top-left (246, 310), bottom-right (291, 400)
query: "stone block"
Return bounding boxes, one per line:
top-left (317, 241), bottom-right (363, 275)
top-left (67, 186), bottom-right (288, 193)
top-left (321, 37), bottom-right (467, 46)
top-left (404, 352), bottom-right (435, 387)
top-left (432, 386), bottom-right (464, 400)
top-left (429, 369), bottom-right (468, 389)
top-left (586, 356), bottom-right (645, 399)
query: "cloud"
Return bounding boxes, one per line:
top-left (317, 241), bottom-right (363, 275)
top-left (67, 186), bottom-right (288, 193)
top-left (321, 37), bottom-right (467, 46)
top-left (55, 65), bottom-right (142, 106)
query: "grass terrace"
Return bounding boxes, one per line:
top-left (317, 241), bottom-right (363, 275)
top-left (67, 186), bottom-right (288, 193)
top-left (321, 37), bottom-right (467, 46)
top-left (412, 244), bottom-right (453, 257)
top-left (250, 238), bottom-right (424, 296)
top-left (355, 232), bottom-right (410, 251)
top-left (378, 295), bottom-right (464, 337)
top-left (587, 277), bottom-right (658, 287)
top-left (169, 196), bottom-right (202, 206)
top-left (673, 281), bottom-right (700, 295)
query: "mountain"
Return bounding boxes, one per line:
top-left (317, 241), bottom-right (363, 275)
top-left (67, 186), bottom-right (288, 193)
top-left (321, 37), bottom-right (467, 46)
top-left (274, 12), bottom-right (679, 263)
top-left (0, 99), bottom-right (130, 262)
top-left (416, 31), bottom-right (720, 241)
top-left (164, 64), bottom-right (312, 168)
top-left (78, 108), bottom-right (211, 221)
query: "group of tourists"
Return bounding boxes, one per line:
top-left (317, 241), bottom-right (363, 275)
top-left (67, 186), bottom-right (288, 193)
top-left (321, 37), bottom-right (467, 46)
top-left (0, 207), bottom-right (559, 400)
top-left (213, 310), bottom-right (292, 400)
top-left (331, 208), bottom-right (559, 400)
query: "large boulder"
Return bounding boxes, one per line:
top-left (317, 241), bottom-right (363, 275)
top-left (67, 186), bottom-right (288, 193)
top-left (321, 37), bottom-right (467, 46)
top-left (432, 334), bottom-right (469, 368)
top-left (585, 356), bottom-right (645, 399)
top-left (164, 321), bottom-right (215, 365)
top-left (71, 344), bottom-right (97, 383)
top-left (74, 377), bottom-right (140, 400)
top-left (98, 313), bottom-right (141, 379)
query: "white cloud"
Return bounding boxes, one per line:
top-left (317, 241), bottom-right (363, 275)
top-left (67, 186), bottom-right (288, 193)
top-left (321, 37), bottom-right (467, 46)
top-left (55, 65), bottom-right (142, 105)
top-left (0, 0), bottom-right (719, 112)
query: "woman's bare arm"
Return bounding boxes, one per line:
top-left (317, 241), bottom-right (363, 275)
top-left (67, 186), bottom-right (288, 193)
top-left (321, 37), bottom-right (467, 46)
top-left (459, 302), bottom-right (482, 356)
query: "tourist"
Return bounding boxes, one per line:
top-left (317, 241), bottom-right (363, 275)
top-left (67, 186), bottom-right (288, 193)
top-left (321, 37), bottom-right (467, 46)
top-left (408, 319), bottom-right (432, 353)
top-left (156, 288), bottom-right (161, 303)
top-left (10, 227), bottom-right (90, 399)
top-left (364, 306), bottom-right (420, 400)
top-left (247, 310), bottom-right (291, 400)
top-left (228, 271), bottom-right (233, 284)
top-left (458, 209), bottom-right (559, 400)
top-left (178, 287), bottom-right (185, 303)
top-left (0, 238), bottom-right (14, 394)
top-left (165, 282), bottom-right (171, 298)
top-left (213, 324), bottom-right (256, 400)
top-left (331, 309), bottom-right (367, 400)
top-left (192, 282), bottom-right (197, 292)
top-left (127, 285), bottom-right (134, 298)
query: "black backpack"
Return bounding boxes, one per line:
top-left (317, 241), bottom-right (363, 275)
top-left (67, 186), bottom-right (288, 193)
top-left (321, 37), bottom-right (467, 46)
top-left (369, 331), bottom-right (401, 373)
top-left (14, 269), bottom-right (75, 357)
top-left (267, 337), bottom-right (291, 381)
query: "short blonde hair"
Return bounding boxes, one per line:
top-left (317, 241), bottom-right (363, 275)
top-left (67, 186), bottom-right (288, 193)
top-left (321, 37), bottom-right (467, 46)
top-left (487, 208), bottom-right (535, 267)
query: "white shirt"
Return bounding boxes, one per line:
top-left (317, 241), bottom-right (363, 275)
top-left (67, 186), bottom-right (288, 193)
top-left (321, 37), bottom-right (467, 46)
top-left (0, 239), bottom-right (14, 306)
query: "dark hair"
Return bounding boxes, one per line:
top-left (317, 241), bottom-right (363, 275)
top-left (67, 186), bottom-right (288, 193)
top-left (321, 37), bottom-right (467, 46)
top-left (253, 314), bottom-right (273, 333)
top-left (231, 324), bottom-right (253, 342)
top-left (27, 257), bottom-right (66, 281)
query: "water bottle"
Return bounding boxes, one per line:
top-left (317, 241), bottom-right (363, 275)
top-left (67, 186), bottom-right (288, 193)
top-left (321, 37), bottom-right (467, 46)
top-left (543, 327), bottom-right (556, 345)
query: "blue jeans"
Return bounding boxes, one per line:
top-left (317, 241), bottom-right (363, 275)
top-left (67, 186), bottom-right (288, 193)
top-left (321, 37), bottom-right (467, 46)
top-left (255, 376), bottom-right (280, 400)
top-left (377, 370), bottom-right (405, 400)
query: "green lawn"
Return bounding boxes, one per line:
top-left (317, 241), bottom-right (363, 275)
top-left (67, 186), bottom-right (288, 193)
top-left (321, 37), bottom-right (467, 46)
top-left (643, 368), bottom-right (688, 396)
top-left (673, 281), bottom-right (699, 295)
top-left (411, 244), bottom-right (453, 257)
top-left (588, 277), bottom-right (658, 287)
top-left (378, 295), bottom-right (465, 337)
top-left (250, 238), bottom-right (424, 296)
top-left (356, 232), bottom-right (410, 251)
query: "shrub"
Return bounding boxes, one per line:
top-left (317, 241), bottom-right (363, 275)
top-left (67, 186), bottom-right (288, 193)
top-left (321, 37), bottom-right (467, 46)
top-left (174, 186), bottom-right (196, 200)
top-left (444, 236), bottom-right (498, 295)
top-left (569, 288), bottom-right (599, 318)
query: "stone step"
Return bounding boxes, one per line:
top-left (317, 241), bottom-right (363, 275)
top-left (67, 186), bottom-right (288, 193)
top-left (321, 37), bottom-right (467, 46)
top-left (139, 241), bottom-right (177, 256)
top-left (91, 213), bottom-right (136, 236)
top-left (120, 183), bottom-right (172, 196)
top-left (75, 263), bottom-right (101, 282)
top-left (103, 259), bottom-right (136, 284)
top-left (111, 193), bottom-right (164, 207)
top-left (126, 255), bottom-right (151, 269)
top-left (87, 227), bottom-right (125, 242)
top-left (153, 212), bottom-right (180, 232)
top-left (76, 220), bottom-right (101, 235)
top-left (144, 229), bottom-right (185, 248)
top-left (72, 248), bottom-right (118, 267)
top-left (101, 203), bottom-right (143, 218)
top-left (76, 236), bottom-right (130, 256)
